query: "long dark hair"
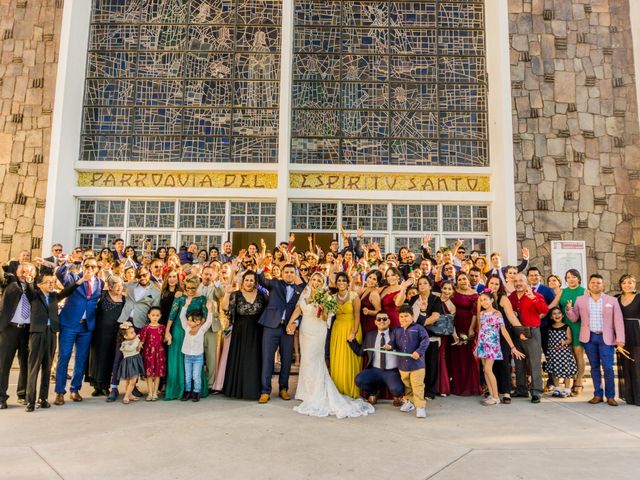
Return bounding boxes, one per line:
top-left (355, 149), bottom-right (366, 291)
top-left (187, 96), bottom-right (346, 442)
top-left (486, 274), bottom-right (506, 296)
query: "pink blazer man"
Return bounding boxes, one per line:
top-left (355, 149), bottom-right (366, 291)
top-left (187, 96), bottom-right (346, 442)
top-left (565, 294), bottom-right (625, 346)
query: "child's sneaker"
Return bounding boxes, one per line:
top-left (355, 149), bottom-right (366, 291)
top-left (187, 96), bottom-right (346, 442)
top-left (400, 400), bottom-right (415, 413)
top-left (552, 389), bottom-right (562, 398)
top-left (416, 407), bottom-right (426, 418)
top-left (561, 389), bottom-right (571, 398)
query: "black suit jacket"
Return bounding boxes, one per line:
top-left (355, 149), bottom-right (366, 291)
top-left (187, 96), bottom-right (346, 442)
top-left (348, 330), bottom-right (388, 369)
top-left (38, 256), bottom-right (59, 276)
top-left (0, 281), bottom-right (33, 332)
top-left (27, 283), bottom-right (79, 333)
top-left (256, 272), bottom-right (304, 329)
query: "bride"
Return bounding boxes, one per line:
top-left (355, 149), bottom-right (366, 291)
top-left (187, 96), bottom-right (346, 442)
top-left (287, 272), bottom-right (374, 419)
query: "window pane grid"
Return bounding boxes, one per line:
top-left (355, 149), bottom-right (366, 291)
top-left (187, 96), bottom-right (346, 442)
top-left (442, 204), bottom-right (488, 233)
top-left (341, 202), bottom-right (388, 231)
top-left (392, 203), bottom-right (438, 232)
top-left (291, 0), bottom-right (488, 166)
top-left (229, 201), bottom-right (276, 230)
top-left (179, 201), bottom-right (226, 228)
top-left (78, 199), bottom-right (126, 228)
top-left (82, 0), bottom-right (282, 163)
top-left (290, 201), bottom-right (338, 231)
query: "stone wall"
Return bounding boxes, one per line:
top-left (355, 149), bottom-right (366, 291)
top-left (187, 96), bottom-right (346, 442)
top-left (509, 0), bottom-right (640, 286)
top-left (0, 0), bottom-right (63, 261)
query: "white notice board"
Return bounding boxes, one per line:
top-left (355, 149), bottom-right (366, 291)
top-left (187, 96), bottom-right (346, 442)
top-left (551, 241), bottom-right (587, 287)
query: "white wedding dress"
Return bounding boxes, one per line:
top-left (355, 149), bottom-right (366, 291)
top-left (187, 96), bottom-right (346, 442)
top-left (294, 295), bottom-right (374, 419)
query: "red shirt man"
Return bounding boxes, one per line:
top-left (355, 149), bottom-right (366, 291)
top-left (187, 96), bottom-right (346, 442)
top-left (508, 277), bottom-right (549, 327)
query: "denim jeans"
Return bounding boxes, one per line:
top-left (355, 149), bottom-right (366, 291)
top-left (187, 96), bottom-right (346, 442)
top-left (583, 333), bottom-right (615, 399)
top-left (184, 354), bottom-right (204, 394)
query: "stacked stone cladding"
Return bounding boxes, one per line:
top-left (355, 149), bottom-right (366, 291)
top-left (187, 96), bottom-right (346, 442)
top-left (0, 0), bottom-right (63, 261)
top-left (509, 0), bottom-right (640, 286)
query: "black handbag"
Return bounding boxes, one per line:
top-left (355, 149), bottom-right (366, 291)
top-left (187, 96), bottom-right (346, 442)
top-left (427, 313), bottom-right (455, 336)
top-left (513, 326), bottom-right (532, 339)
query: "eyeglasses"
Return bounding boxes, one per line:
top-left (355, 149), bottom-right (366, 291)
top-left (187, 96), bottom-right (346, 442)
top-left (53, 248), bottom-right (62, 252)
top-left (375, 317), bottom-right (389, 322)
top-left (299, 268), bottom-right (309, 272)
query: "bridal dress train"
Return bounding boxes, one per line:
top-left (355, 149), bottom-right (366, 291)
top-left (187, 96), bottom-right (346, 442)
top-left (294, 296), bottom-right (374, 419)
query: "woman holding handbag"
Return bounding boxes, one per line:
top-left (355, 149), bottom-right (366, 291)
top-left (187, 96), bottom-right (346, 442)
top-left (411, 276), bottom-right (447, 399)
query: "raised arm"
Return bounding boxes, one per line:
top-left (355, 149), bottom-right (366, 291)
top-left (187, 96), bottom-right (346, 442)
top-left (56, 261), bottom-right (79, 287)
top-left (516, 248), bottom-right (530, 273)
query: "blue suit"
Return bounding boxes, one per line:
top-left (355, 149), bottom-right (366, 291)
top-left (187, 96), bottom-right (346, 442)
top-left (55, 264), bottom-right (103, 394)
top-left (257, 272), bottom-right (304, 394)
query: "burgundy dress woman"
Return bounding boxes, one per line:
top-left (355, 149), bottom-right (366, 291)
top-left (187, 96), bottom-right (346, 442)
top-left (360, 291), bottom-right (378, 334)
top-left (449, 291), bottom-right (481, 396)
top-left (381, 290), bottom-right (401, 329)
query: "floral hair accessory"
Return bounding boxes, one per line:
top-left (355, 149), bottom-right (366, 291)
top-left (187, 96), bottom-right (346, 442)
top-left (482, 288), bottom-right (493, 294)
top-left (120, 321), bottom-right (133, 330)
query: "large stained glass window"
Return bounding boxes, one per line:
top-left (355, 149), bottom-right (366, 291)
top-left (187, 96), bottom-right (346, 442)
top-left (81, 0), bottom-right (282, 163)
top-left (291, 1), bottom-right (488, 166)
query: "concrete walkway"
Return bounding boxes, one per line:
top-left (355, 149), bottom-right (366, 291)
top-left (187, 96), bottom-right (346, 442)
top-left (1, 371), bottom-right (639, 480)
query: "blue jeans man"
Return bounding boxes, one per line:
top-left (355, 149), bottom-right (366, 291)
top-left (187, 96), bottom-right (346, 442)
top-left (582, 333), bottom-right (615, 400)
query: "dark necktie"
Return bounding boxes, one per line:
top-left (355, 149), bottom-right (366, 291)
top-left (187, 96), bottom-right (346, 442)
top-left (380, 333), bottom-right (386, 370)
top-left (21, 288), bottom-right (30, 321)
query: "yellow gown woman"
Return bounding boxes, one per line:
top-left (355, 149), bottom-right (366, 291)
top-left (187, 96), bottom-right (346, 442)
top-left (329, 291), bottom-right (362, 398)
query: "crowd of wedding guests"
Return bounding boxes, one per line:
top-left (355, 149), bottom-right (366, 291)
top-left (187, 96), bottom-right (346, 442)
top-left (0, 231), bottom-right (638, 416)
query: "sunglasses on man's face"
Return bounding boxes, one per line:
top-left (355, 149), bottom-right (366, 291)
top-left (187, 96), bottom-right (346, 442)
top-left (375, 317), bottom-right (390, 322)
top-left (53, 248), bottom-right (62, 252)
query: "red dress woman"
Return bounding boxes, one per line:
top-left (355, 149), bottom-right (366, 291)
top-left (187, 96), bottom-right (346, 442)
top-left (360, 272), bottom-right (382, 334)
top-left (448, 273), bottom-right (481, 396)
top-left (380, 267), bottom-right (409, 329)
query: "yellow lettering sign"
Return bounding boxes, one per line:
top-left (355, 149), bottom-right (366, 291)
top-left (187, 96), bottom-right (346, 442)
top-left (77, 171), bottom-right (278, 189)
top-left (289, 173), bottom-right (490, 192)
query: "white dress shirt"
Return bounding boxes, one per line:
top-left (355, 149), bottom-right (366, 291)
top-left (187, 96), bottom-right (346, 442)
top-left (373, 329), bottom-right (398, 370)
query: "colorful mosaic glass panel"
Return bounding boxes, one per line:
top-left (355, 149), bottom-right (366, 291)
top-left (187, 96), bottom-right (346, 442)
top-left (292, 0), bottom-right (488, 166)
top-left (82, 0), bottom-right (281, 162)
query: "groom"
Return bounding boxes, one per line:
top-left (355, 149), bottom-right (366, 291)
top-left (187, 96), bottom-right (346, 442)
top-left (256, 262), bottom-right (304, 403)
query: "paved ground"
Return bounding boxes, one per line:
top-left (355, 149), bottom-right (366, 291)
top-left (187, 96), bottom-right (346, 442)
top-left (1, 370), bottom-right (639, 480)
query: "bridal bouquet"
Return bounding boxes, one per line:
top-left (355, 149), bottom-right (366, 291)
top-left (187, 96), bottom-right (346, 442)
top-left (312, 288), bottom-right (338, 317)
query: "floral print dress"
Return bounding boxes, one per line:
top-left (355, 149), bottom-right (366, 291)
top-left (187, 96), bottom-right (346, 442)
top-left (474, 310), bottom-right (504, 360)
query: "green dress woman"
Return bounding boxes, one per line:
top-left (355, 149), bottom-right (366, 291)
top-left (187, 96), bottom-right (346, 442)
top-left (558, 269), bottom-right (586, 396)
top-left (164, 292), bottom-right (209, 400)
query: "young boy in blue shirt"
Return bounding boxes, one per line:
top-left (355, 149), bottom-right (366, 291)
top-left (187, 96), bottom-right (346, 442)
top-left (384, 304), bottom-right (430, 418)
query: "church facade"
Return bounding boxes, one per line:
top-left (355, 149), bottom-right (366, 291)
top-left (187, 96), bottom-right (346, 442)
top-left (1, 0), bottom-right (639, 283)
